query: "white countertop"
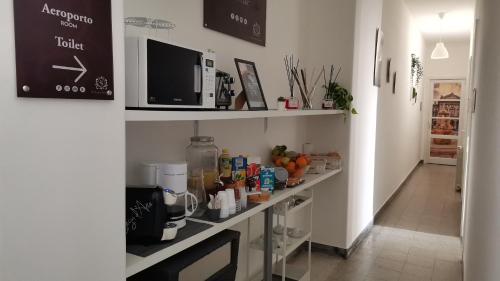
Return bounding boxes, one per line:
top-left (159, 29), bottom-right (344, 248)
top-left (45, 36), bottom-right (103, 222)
top-left (126, 168), bottom-right (342, 277)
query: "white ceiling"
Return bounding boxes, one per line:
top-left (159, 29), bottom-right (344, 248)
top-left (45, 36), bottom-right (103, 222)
top-left (404, 0), bottom-right (475, 41)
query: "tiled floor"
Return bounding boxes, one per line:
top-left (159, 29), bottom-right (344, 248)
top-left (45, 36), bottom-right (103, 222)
top-left (290, 164), bottom-right (463, 281)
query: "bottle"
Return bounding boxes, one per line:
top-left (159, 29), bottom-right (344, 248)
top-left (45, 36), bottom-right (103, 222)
top-left (219, 148), bottom-right (232, 179)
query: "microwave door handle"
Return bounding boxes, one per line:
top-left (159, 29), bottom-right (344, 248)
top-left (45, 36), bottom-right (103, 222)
top-left (194, 65), bottom-right (202, 93)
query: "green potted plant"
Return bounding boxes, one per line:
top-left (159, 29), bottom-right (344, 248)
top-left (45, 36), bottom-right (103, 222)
top-left (411, 54), bottom-right (424, 101)
top-left (324, 82), bottom-right (358, 115)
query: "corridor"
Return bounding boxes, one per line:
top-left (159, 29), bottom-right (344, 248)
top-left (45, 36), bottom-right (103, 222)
top-left (292, 164), bottom-right (463, 281)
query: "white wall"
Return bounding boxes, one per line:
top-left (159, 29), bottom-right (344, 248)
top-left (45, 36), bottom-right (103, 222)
top-left (373, 0), bottom-right (424, 215)
top-left (421, 40), bottom-right (470, 160)
top-left (0, 1), bottom-right (126, 281)
top-left (299, 0), bottom-right (356, 249)
top-left (463, 0), bottom-right (500, 280)
top-left (124, 0), bottom-right (302, 107)
top-left (346, 0), bottom-right (383, 246)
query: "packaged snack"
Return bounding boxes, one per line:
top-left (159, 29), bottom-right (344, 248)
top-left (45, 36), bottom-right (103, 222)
top-left (231, 156), bottom-right (247, 187)
top-left (260, 167), bottom-right (275, 192)
top-left (219, 148), bottom-right (232, 178)
top-left (246, 156), bottom-right (261, 192)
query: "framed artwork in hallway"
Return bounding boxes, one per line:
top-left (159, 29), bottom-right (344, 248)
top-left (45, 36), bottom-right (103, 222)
top-left (373, 28), bottom-right (384, 87)
top-left (426, 79), bottom-right (466, 165)
top-left (386, 58), bottom-right (391, 83)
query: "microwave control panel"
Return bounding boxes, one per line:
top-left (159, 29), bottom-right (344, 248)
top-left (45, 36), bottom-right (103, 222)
top-left (203, 53), bottom-right (216, 108)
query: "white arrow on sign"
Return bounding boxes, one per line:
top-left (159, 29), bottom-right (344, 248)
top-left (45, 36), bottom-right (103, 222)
top-left (52, 55), bottom-right (87, 83)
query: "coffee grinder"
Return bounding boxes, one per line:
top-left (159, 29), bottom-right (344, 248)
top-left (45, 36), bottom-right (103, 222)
top-left (215, 70), bottom-right (235, 110)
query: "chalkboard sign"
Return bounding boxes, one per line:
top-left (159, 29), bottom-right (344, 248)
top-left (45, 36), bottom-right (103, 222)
top-left (13, 0), bottom-right (114, 100)
top-left (204, 0), bottom-right (266, 46)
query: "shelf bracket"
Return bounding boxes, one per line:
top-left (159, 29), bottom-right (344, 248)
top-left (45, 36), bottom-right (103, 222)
top-left (263, 117), bottom-right (268, 133)
top-left (193, 120), bottom-right (199, 136)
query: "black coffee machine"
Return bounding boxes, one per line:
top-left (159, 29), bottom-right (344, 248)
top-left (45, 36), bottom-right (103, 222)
top-left (215, 70), bottom-right (235, 110)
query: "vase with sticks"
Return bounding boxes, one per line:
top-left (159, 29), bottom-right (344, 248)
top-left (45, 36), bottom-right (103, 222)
top-left (285, 60), bottom-right (324, 110)
top-left (284, 55), bottom-right (299, 109)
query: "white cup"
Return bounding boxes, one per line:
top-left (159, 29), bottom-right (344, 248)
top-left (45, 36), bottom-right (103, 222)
top-left (226, 189), bottom-right (236, 215)
top-left (218, 191), bottom-right (229, 219)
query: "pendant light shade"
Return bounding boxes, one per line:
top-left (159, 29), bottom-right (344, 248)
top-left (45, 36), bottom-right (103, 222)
top-left (431, 42), bottom-right (449, 60)
top-left (431, 12), bottom-right (449, 60)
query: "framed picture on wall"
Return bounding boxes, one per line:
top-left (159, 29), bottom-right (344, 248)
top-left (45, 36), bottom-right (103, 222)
top-left (373, 28), bottom-right (384, 87)
top-left (386, 58), bottom-right (392, 83)
top-left (392, 72), bottom-right (397, 94)
top-left (234, 58), bottom-right (268, 110)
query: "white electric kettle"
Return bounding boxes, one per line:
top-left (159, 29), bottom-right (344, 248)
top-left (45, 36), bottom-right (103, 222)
top-left (142, 162), bottom-right (198, 228)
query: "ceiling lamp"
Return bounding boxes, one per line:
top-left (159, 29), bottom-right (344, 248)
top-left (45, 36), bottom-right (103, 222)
top-left (431, 13), bottom-right (449, 60)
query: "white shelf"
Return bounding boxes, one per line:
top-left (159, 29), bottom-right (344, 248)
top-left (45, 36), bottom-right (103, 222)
top-left (275, 195), bottom-right (312, 217)
top-left (251, 233), bottom-right (311, 258)
top-left (125, 109), bottom-right (344, 122)
top-left (126, 168), bottom-right (341, 277)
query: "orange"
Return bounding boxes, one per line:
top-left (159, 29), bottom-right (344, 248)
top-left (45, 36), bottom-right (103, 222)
top-left (305, 155), bottom-right (312, 164)
top-left (286, 162), bottom-right (296, 174)
top-left (292, 168), bottom-right (304, 178)
top-left (296, 157), bottom-right (308, 168)
top-left (275, 158), bottom-right (283, 167)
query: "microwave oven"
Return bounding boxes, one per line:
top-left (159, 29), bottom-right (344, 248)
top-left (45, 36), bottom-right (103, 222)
top-left (125, 37), bottom-right (216, 109)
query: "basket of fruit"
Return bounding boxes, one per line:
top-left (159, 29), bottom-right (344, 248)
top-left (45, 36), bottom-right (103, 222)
top-left (271, 145), bottom-right (312, 187)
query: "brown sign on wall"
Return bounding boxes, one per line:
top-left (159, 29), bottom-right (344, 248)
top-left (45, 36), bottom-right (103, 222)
top-left (14, 0), bottom-right (114, 100)
top-left (204, 0), bottom-right (266, 46)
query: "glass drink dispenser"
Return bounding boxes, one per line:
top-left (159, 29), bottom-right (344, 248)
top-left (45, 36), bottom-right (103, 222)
top-left (186, 136), bottom-right (219, 208)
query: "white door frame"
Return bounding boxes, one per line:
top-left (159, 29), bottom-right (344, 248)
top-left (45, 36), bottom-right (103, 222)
top-left (424, 78), bottom-right (467, 165)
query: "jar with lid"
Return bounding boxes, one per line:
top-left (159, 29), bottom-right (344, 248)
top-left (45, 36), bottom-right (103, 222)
top-left (186, 136), bottom-right (219, 208)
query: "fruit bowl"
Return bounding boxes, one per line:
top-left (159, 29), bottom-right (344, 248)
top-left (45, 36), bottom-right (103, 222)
top-left (271, 145), bottom-right (311, 184)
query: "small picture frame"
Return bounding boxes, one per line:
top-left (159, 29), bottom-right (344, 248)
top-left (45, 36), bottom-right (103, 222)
top-left (392, 72), bottom-right (397, 94)
top-left (373, 27), bottom-right (384, 87)
top-left (386, 58), bottom-right (391, 83)
top-left (234, 58), bottom-right (268, 110)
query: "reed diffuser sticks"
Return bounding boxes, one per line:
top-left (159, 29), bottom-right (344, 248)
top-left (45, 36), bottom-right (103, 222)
top-left (292, 66), bottom-right (324, 109)
top-left (284, 55), bottom-right (326, 109)
top-left (284, 55), bottom-right (299, 97)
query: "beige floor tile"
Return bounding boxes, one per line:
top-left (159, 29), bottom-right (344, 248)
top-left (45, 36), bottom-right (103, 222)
top-left (373, 257), bottom-right (406, 272)
top-left (378, 249), bottom-right (408, 262)
top-left (406, 253), bottom-right (435, 269)
top-left (365, 266), bottom-right (401, 281)
top-left (402, 264), bottom-right (433, 279)
top-left (295, 165), bottom-right (463, 281)
top-left (399, 272), bottom-right (432, 281)
top-left (431, 265), bottom-right (462, 281)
